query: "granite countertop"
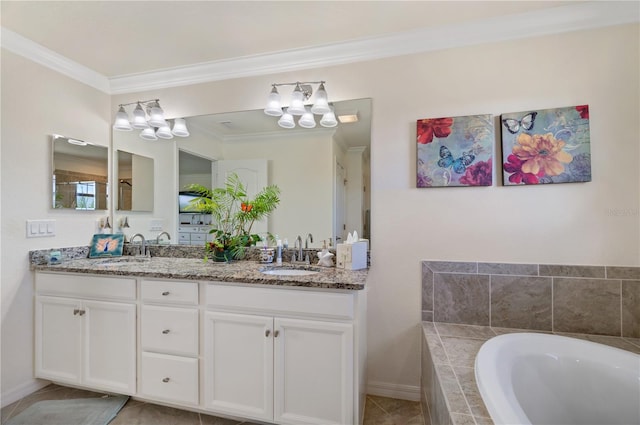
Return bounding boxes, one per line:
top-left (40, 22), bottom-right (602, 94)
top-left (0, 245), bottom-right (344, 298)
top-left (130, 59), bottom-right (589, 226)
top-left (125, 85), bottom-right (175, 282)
top-left (33, 256), bottom-right (368, 290)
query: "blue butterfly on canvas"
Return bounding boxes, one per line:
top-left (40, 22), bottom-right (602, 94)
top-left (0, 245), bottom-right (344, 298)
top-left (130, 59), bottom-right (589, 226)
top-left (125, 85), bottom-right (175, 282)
top-left (437, 145), bottom-right (475, 174)
top-left (502, 111), bottom-right (537, 134)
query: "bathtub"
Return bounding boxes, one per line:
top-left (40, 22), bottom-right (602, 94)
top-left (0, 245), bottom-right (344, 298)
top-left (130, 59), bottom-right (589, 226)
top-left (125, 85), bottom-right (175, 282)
top-left (475, 333), bottom-right (640, 425)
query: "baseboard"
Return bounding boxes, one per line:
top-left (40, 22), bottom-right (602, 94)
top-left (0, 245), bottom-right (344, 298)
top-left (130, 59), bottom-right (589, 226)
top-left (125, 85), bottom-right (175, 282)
top-left (366, 380), bottom-right (421, 402)
top-left (1, 379), bottom-right (50, 408)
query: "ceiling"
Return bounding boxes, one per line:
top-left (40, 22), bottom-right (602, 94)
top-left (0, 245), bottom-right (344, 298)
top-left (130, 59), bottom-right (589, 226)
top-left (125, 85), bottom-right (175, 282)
top-left (1, 1), bottom-right (573, 78)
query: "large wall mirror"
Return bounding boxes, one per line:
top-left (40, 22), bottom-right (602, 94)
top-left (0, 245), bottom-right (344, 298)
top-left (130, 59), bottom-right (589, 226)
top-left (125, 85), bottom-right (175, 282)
top-left (51, 135), bottom-right (108, 210)
top-left (180, 98), bottom-right (372, 247)
top-left (111, 98), bottom-right (371, 248)
top-left (116, 150), bottom-right (154, 211)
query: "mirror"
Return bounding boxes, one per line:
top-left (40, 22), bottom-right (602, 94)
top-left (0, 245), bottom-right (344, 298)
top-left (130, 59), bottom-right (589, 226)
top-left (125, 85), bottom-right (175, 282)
top-left (180, 98), bottom-right (372, 247)
top-left (52, 135), bottom-right (108, 210)
top-left (110, 98), bottom-right (371, 247)
top-left (116, 150), bottom-right (154, 211)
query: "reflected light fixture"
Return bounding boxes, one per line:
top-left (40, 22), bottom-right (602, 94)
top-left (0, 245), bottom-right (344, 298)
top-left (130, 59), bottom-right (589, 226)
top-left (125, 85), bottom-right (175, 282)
top-left (112, 99), bottom-right (190, 140)
top-left (264, 81), bottom-right (336, 129)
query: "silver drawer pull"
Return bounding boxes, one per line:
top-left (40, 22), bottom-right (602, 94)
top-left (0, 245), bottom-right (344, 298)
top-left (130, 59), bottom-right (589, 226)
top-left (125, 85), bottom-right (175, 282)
top-left (78, 310), bottom-right (86, 316)
top-left (162, 329), bottom-right (170, 334)
top-left (162, 377), bottom-right (170, 383)
top-left (265, 330), bottom-right (271, 337)
top-left (161, 291), bottom-right (170, 296)
top-left (73, 309), bottom-right (80, 316)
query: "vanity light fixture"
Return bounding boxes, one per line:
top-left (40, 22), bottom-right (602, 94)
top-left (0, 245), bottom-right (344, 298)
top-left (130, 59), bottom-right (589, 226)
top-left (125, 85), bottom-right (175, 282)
top-left (264, 81), bottom-right (336, 129)
top-left (112, 99), bottom-right (190, 140)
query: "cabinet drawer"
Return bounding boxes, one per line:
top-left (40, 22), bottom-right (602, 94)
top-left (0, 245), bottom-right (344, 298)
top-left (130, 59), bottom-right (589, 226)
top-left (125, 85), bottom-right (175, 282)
top-left (141, 305), bottom-right (198, 356)
top-left (178, 233), bottom-right (191, 242)
top-left (36, 273), bottom-right (135, 301)
top-left (206, 284), bottom-right (355, 320)
top-left (141, 280), bottom-right (198, 305)
top-left (140, 352), bottom-right (198, 405)
top-left (190, 233), bottom-right (206, 241)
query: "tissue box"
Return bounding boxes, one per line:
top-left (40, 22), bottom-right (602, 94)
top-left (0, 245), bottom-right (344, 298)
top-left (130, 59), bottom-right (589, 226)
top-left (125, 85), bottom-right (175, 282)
top-left (336, 241), bottom-right (368, 270)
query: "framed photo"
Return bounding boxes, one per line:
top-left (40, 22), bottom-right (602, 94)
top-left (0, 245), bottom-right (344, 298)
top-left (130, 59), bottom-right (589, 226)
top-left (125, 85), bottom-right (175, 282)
top-left (501, 105), bottom-right (591, 185)
top-left (89, 233), bottom-right (125, 258)
top-left (417, 114), bottom-right (493, 187)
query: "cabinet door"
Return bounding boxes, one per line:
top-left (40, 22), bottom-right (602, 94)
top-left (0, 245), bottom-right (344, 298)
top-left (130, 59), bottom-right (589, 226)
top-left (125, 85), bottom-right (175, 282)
top-left (82, 300), bottom-right (136, 394)
top-left (204, 311), bottom-right (273, 421)
top-left (35, 296), bottom-right (82, 384)
top-left (274, 318), bottom-right (354, 425)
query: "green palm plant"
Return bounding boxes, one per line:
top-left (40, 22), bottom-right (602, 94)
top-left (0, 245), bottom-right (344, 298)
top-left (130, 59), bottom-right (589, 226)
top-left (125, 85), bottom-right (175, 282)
top-left (185, 173), bottom-right (280, 261)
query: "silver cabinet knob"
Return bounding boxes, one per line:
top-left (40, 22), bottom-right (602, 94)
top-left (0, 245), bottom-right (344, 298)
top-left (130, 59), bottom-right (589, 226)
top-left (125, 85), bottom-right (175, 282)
top-left (162, 329), bottom-right (170, 334)
top-left (274, 330), bottom-right (280, 338)
top-left (161, 291), bottom-right (170, 296)
top-left (162, 377), bottom-right (170, 383)
top-left (73, 309), bottom-right (80, 316)
top-left (265, 330), bottom-right (271, 337)
top-left (78, 310), bottom-right (86, 316)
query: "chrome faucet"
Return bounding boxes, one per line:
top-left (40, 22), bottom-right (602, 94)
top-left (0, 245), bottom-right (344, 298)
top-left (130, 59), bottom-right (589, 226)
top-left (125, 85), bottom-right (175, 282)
top-left (294, 235), bottom-right (303, 262)
top-left (130, 233), bottom-right (148, 257)
top-left (156, 231), bottom-right (171, 244)
top-left (305, 233), bottom-right (313, 249)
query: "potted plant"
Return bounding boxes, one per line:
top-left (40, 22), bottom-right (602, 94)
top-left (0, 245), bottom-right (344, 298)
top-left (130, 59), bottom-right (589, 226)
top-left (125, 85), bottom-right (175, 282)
top-left (185, 173), bottom-right (280, 262)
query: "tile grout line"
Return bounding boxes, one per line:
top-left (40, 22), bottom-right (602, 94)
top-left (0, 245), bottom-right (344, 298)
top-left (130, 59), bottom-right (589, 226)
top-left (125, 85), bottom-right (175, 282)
top-left (551, 277), bottom-right (555, 333)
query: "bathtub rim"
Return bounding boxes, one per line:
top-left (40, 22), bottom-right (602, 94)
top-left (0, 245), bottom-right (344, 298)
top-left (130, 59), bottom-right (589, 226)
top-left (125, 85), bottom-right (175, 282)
top-left (474, 332), bottom-right (640, 425)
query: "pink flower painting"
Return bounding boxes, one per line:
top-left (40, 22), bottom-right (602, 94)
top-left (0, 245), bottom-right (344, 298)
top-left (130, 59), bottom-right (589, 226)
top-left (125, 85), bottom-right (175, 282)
top-left (501, 106), bottom-right (591, 185)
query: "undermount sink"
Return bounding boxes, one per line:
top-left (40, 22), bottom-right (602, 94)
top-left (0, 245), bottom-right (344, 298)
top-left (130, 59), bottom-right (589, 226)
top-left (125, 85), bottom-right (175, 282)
top-left (97, 256), bottom-right (150, 265)
top-left (260, 267), bottom-right (321, 276)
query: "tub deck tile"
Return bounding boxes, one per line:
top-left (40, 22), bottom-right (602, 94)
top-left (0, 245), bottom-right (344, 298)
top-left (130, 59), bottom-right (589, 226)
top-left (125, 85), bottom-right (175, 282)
top-left (422, 321), bottom-right (637, 425)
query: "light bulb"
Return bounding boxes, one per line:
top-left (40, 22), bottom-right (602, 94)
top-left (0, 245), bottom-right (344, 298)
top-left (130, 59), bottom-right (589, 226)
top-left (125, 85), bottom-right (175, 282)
top-left (264, 86), bottom-right (283, 116)
top-left (278, 108), bottom-right (296, 129)
top-left (148, 101), bottom-right (166, 127)
top-left (320, 106), bottom-right (338, 128)
top-left (156, 124), bottom-right (174, 139)
top-left (131, 103), bottom-right (150, 129)
top-left (288, 84), bottom-right (306, 116)
top-left (113, 106), bottom-right (132, 131)
top-left (171, 118), bottom-right (190, 137)
top-left (298, 107), bottom-right (316, 128)
top-left (310, 83), bottom-right (330, 115)
top-left (139, 127), bottom-right (158, 140)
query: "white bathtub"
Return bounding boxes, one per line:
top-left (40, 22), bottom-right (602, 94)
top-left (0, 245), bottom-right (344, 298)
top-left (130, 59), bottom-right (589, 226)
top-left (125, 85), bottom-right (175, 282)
top-left (475, 333), bottom-right (640, 425)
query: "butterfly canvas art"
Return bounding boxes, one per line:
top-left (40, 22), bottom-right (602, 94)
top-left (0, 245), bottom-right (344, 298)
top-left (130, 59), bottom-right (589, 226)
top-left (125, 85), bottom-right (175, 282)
top-left (417, 114), bottom-right (493, 187)
top-left (89, 233), bottom-right (125, 258)
top-left (500, 106), bottom-right (591, 185)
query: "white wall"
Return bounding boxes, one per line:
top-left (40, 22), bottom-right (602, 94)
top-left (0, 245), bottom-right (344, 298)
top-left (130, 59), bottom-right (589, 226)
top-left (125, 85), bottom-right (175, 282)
top-left (1, 23), bottom-right (638, 405)
top-left (112, 24), bottom-right (640, 397)
top-left (1, 50), bottom-right (111, 403)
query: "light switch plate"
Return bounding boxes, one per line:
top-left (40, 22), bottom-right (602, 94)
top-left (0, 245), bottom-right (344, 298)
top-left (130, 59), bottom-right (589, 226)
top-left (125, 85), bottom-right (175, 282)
top-left (26, 219), bottom-right (56, 238)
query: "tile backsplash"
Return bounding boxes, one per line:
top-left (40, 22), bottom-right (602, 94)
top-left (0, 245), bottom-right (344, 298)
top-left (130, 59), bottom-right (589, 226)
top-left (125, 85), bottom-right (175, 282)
top-left (421, 261), bottom-right (640, 338)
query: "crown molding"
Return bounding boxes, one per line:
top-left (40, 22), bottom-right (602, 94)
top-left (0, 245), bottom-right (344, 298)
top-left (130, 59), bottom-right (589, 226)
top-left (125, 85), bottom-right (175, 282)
top-left (1, 27), bottom-right (111, 93)
top-left (2, 2), bottom-right (638, 95)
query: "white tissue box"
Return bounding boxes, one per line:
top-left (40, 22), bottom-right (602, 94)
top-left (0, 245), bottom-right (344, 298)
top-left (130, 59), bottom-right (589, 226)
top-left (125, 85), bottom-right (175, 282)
top-left (336, 242), bottom-right (368, 270)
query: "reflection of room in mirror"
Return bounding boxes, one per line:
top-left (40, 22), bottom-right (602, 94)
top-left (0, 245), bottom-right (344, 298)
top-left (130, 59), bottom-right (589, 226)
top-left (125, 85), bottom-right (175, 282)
top-left (117, 150), bottom-right (154, 212)
top-left (52, 135), bottom-right (108, 210)
top-left (181, 98), bottom-right (372, 247)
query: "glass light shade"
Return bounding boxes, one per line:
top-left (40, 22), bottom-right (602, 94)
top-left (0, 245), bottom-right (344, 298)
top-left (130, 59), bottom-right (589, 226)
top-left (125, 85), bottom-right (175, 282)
top-left (113, 106), bottom-right (132, 131)
top-left (298, 107), bottom-right (316, 128)
top-left (278, 108), bottom-right (296, 129)
top-left (288, 86), bottom-right (306, 115)
top-left (320, 107), bottom-right (338, 128)
top-left (139, 127), bottom-right (158, 140)
top-left (310, 83), bottom-right (330, 115)
top-left (171, 118), bottom-right (190, 137)
top-left (148, 101), bottom-right (166, 127)
top-left (131, 103), bottom-right (150, 129)
top-left (264, 87), bottom-right (283, 116)
top-left (156, 124), bottom-right (174, 139)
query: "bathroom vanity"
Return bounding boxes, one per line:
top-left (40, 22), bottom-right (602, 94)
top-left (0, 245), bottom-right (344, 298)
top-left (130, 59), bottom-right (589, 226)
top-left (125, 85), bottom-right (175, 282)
top-left (33, 257), bottom-right (367, 425)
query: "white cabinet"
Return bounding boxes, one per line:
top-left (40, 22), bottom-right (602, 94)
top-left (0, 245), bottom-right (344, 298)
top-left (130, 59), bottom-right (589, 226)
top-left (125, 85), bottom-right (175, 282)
top-left (204, 284), bottom-right (363, 425)
top-left (35, 273), bottom-right (136, 395)
top-left (139, 279), bottom-right (199, 406)
top-left (178, 225), bottom-right (212, 246)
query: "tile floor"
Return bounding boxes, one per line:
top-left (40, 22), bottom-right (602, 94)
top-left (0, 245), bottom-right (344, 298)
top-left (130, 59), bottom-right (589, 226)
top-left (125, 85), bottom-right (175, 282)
top-left (1, 384), bottom-right (425, 425)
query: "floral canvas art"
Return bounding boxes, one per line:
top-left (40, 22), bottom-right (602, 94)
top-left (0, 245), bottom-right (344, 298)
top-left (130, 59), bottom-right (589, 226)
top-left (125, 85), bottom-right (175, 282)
top-left (501, 105), bottom-right (591, 185)
top-left (417, 114), bottom-right (493, 187)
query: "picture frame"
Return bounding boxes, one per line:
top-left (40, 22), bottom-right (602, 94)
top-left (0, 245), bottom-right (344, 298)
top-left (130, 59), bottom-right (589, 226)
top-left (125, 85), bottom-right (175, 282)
top-left (89, 233), bottom-right (125, 258)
